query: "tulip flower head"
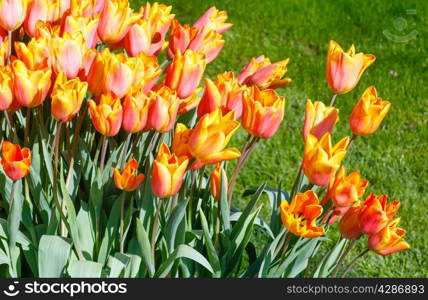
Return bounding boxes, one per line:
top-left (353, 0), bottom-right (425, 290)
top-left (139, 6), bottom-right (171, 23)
top-left (241, 86), bottom-right (285, 139)
top-left (193, 6), bottom-right (232, 34)
top-left (114, 158), bottom-right (145, 191)
top-left (14, 37), bottom-right (50, 70)
top-left (63, 15), bottom-right (100, 49)
top-left (326, 40), bottom-right (376, 95)
top-left (302, 133), bottom-right (349, 186)
top-left (188, 108), bottom-right (241, 169)
top-left (151, 143), bottom-right (189, 198)
top-left (122, 89), bottom-right (150, 133)
top-left (146, 86), bottom-right (179, 133)
top-left (280, 190), bottom-right (325, 238)
top-left (1, 141), bottom-right (31, 181)
top-left (171, 123), bottom-right (193, 161)
top-left (302, 100), bottom-right (339, 140)
top-left (339, 204), bottom-right (362, 239)
top-left (368, 218), bottom-right (410, 256)
top-left (88, 93), bottom-right (123, 136)
top-left (0, 36), bottom-right (6, 66)
top-left (210, 163), bottom-right (222, 199)
top-left (0, 0), bottom-right (30, 31)
top-left (23, 0), bottom-right (51, 37)
top-left (0, 65), bottom-right (13, 110)
top-left (349, 86), bottom-right (391, 136)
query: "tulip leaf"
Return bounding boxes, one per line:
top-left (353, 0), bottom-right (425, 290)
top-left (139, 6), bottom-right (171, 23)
top-left (38, 235), bottom-right (71, 278)
top-left (136, 218), bottom-right (155, 277)
top-left (68, 260), bottom-right (104, 278)
top-left (219, 169), bottom-right (230, 231)
top-left (199, 208), bottom-right (221, 277)
top-left (165, 188), bottom-right (189, 252)
top-left (313, 238), bottom-right (348, 278)
top-left (97, 198), bottom-right (121, 265)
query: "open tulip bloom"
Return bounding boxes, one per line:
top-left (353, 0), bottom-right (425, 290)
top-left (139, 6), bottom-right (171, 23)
top-left (0, 0), bottom-right (408, 280)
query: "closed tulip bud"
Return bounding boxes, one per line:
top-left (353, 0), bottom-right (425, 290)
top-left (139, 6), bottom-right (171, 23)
top-left (124, 2), bottom-right (174, 56)
top-left (14, 37), bottom-right (49, 70)
top-left (164, 49), bottom-right (207, 99)
top-left (238, 56), bottom-right (292, 90)
top-left (326, 40), bottom-right (376, 94)
top-left (146, 86), bottom-right (179, 133)
top-left (339, 204), bottom-right (362, 239)
top-left (12, 59), bottom-right (51, 108)
top-left (0, 0), bottom-right (29, 31)
top-left (86, 48), bottom-right (109, 96)
top-left (23, 0), bottom-right (48, 37)
top-left (322, 167), bottom-right (368, 207)
top-left (63, 15), bottom-right (100, 49)
top-left (51, 72), bottom-right (88, 122)
top-left (241, 86), bottom-right (285, 139)
top-left (359, 193), bottom-right (400, 235)
top-left (280, 190), bottom-right (324, 238)
top-left (1, 141), bottom-right (31, 181)
top-left (122, 89), bottom-right (150, 133)
top-left (349, 86), bottom-right (391, 136)
top-left (368, 218), bottom-right (410, 256)
top-left (302, 100), bottom-right (339, 140)
top-left (151, 143), bottom-right (188, 198)
top-left (188, 108), bottom-right (240, 169)
top-left (198, 72), bottom-right (245, 119)
top-left (210, 163), bottom-right (222, 199)
top-left (88, 93), bottom-right (123, 136)
top-left (114, 158), bottom-right (145, 191)
top-left (171, 123), bottom-right (192, 161)
top-left (302, 133), bottom-right (349, 186)
top-left (0, 65), bottom-right (13, 110)
top-left (104, 51), bottom-right (136, 98)
top-left (97, 0), bottom-right (142, 44)
top-left (193, 6), bottom-right (232, 34)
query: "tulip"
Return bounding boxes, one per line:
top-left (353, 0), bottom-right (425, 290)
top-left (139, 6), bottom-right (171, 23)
top-left (69, 0), bottom-right (105, 17)
top-left (151, 143), bottom-right (188, 198)
top-left (326, 40), bottom-right (376, 95)
top-left (63, 15), bottom-right (100, 49)
top-left (339, 204), bottom-right (362, 239)
top-left (177, 88), bottom-right (201, 115)
top-left (88, 93), bottom-right (123, 136)
top-left (359, 193), bottom-right (400, 235)
top-left (51, 72), bottom-right (88, 122)
top-left (146, 86), bottom-right (179, 133)
top-left (14, 37), bottom-right (49, 70)
top-left (0, 36), bottom-right (6, 66)
top-left (322, 167), bottom-right (368, 207)
top-left (85, 48), bottom-right (106, 96)
top-left (210, 163), bottom-right (222, 199)
top-left (171, 123), bottom-right (192, 162)
top-left (114, 158), bottom-right (145, 191)
top-left (188, 108), bottom-right (240, 169)
top-left (104, 51), bottom-right (137, 98)
top-left (193, 6), bottom-right (232, 34)
top-left (302, 133), bottom-right (349, 186)
top-left (238, 56), bottom-right (291, 90)
top-left (349, 86), bottom-right (391, 136)
top-left (0, 65), bottom-right (13, 110)
top-left (164, 49), bottom-right (206, 99)
top-left (280, 190), bottom-right (324, 238)
top-left (23, 0), bottom-right (49, 37)
top-left (33, 19), bottom-right (61, 40)
top-left (122, 89), bottom-right (150, 133)
top-left (1, 141), bottom-right (31, 181)
top-left (12, 59), bottom-right (51, 108)
top-left (132, 52), bottom-right (161, 93)
top-left (97, 0), bottom-right (142, 44)
top-left (197, 72), bottom-right (245, 119)
top-left (241, 86), bottom-right (285, 139)
top-left (124, 2), bottom-right (174, 56)
top-left (368, 218), bottom-right (410, 256)
top-left (47, 0), bottom-right (71, 23)
top-left (302, 100), bottom-right (339, 140)
top-left (0, 0), bottom-right (29, 31)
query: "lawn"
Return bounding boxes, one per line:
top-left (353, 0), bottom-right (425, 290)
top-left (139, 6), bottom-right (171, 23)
top-left (131, 0), bottom-right (428, 277)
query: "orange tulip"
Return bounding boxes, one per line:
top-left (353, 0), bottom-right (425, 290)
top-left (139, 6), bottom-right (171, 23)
top-left (63, 15), bottom-right (100, 49)
top-left (11, 59), bottom-right (51, 108)
top-left (368, 218), bottom-right (410, 256)
top-left (0, 65), bottom-right (13, 110)
top-left (51, 72), bottom-right (88, 122)
top-left (151, 143), bottom-right (188, 198)
top-left (210, 163), bottom-right (222, 199)
top-left (197, 72), bottom-right (246, 119)
top-left (122, 89), bottom-right (150, 133)
top-left (193, 6), bottom-right (232, 34)
top-left (359, 193), bottom-right (400, 235)
top-left (322, 167), bottom-right (368, 207)
top-left (302, 133), bottom-right (349, 186)
top-left (326, 40), bottom-right (376, 94)
top-left (0, 0), bottom-right (29, 31)
top-left (339, 204), bottom-right (362, 239)
top-left (349, 86), bottom-right (391, 136)
top-left (69, 0), bottom-right (105, 17)
top-left (88, 93), bottom-right (123, 136)
top-left (113, 158), bottom-right (145, 191)
top-left (146, 86), bottom-right (179, 133)
top-left (238, 56), bottom-right (291, 90)
top-left (14, 37), bottom-right (49, 70)
top-left (241, 86), bottom-right (285, 139)
top-left (46, 0), bottom-right (71, 24)
top-left (280, 190), bottom-right (324, 238)
top-left (164, 49), bottom-right (207, 99)
top-left (97, 0), bottom-right (141, 44)
top-left (1, 141), bottom-right (31, 181)
top-left (302, 100), bottom-right (339, 140)
top-left (133, 52), bottom-right (161, 93)
top-left (188, 108), bottom-right (240, 169)
top-left (171, 123), bottom-right (192, 161)
top-left (23, 0), bottom-right (50, 37)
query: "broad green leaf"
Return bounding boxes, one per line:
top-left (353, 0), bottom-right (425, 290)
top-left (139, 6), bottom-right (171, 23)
top-left (38, 235), bottom-right (71, 277)
top-left (123, 254), bottom-right (141, 278)
top-left (107, 253), bottom-right (130, 278)
top-left (77, 202), bottom-right (95, 260)
top-left (199, 209), bottom-right (221, 277)
top-left (313, 238), bottom-right (348, 278)
top-left (68, 260), bottom-right (103, 278)
top-left (97, 198), bottom-right (121, 265)
top-left (136, 218), bottom-right (155, 277)
top-left (164, 189), bottom-right (189, 252)
top-left (219, 169), bottom-right (230, 231)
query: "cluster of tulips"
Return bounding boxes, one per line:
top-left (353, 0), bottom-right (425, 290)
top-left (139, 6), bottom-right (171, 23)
top-left (0, 0), bottom-right (408, 278)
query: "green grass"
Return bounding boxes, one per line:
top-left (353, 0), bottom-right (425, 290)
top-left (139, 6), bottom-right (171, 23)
top-left (131, 0), bottom-right (428, 277)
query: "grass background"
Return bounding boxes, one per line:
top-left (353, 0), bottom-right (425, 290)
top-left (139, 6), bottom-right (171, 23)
top-left (131, 0), bottom-right (428, 277)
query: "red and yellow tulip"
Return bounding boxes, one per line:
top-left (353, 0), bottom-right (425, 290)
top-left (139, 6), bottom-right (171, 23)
top-left (0, 0), bottom-right (29, 31)
top-left (171, 123), bottom-right (192, 162)
top-left (0, 65), bottom-right (13, 110)
top-left (14, 37), bottom-right (49, 70)
top-left (88, 93), bottom-right (123, 136)
top-left (114, 158), bottom-right (145, 191)
top-left (1, 141), bottom-right (31, 181)
top-left (302, 100), bottom-right (339, 140)
top-left (339, 204), bottom-right (362, 239)
top-left (122, 89), bottom-right (150, 133)
top-left (146, 86), bottom-right (179, 133)
top-left (368, 218), bottom-right (410, 256)
top-left (210, 163), bottom-right (222, 199)
top-left (193, 6), bottom-right (232, 34)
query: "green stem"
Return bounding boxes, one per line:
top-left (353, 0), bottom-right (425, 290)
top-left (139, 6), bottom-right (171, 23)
top-left (7, 31), bottom-right (12, 65)
top-left (289, 161), bottom-right (304, 200)
top-left (340, 248), bottom-right (370, 278)
top-left (100, 136), bottom-right (108, 172)
top-left (52, 122), bottom-right (66, 237)
top-left (329, 94), bottom-right (337, 106)
top-left (119, 192), bottom-right (126, 254)
top-left (331, 238), bottom-right (359, 277)
top-left (119, 133), bottom-right (132, 169)
top-left (151, 199), bottom-right (162, 267)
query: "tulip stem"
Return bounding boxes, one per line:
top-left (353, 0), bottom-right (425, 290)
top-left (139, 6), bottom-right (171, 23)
top-left (119, 192), bottom-right (126, 254)
top-left (100, 136), bottom-right (108, 172)
top-left (331, 237), bottom-right (359, 277)
top-left (7, 31), bottom-right (12, 65)
top-left (320, 203), bottom-right (334, 224)
top-left (119, 133), bottom-right (132, 169)
top-left (347, 134), bottom-right (358, 151)
top-left (289, 161), bottom-right (304, 201)
top-left (340, 248), bottom-right (370, 278)
top-left (151, 199), bottom-right (162, 266)
top-left (53, 122), bottom-right (67, 237)
top-left (329, 94), bottom-right (338, 106)
top-left (3, 111), bottom-right (16, 142)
